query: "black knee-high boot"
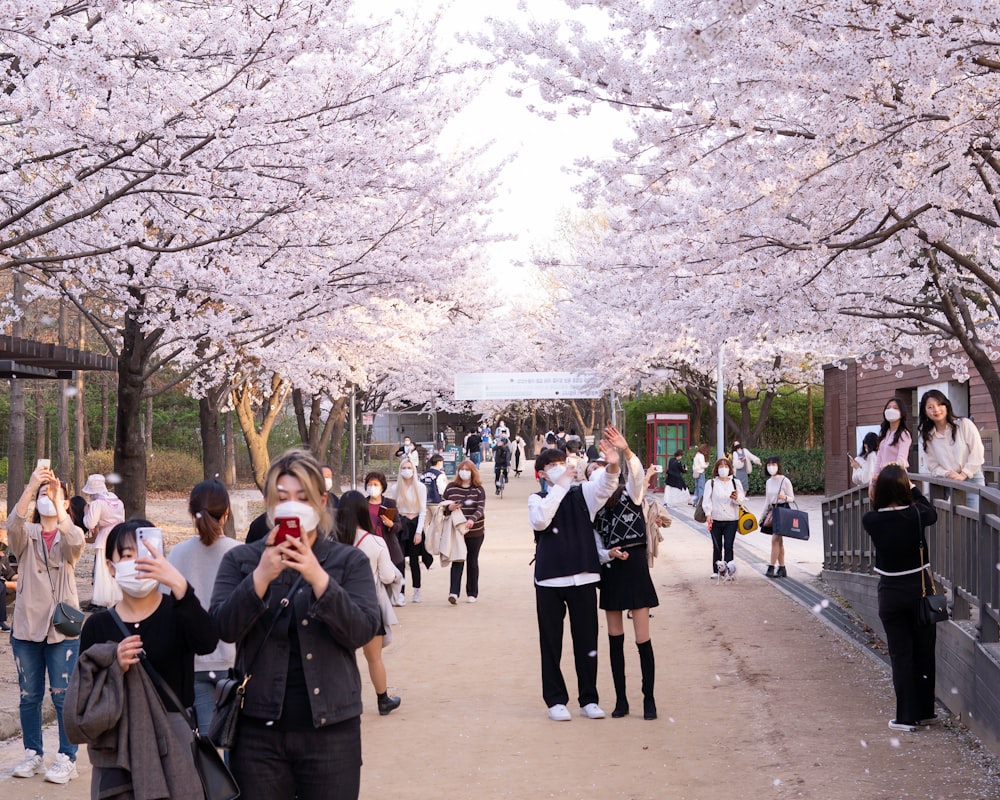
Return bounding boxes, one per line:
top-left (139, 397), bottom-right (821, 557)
top-left (609, 633), bottom-right (628, 717)
top-left (637, 639), bottom-right (656, 720)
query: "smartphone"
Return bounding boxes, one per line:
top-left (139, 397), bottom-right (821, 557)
top-left (653, 464), bottom-right (664, 473)
top-left (136, 526), bottom-right (163, 559)
top-left (274, 516), bottom-right (301, 545)
top-left (36, 458), bottom-right (50, 471)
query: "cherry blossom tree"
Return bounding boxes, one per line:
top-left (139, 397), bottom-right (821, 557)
top-left (3, 0), bottom-right (499, 514)
top-left (488, 1), bottom-right (1000, 425)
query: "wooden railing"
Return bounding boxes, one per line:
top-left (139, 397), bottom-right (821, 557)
top-left (822, 474), bottom-right (1000, 643)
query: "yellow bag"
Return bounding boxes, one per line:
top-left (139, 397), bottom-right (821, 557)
top-left (737, 505), bottom-right (758, 535)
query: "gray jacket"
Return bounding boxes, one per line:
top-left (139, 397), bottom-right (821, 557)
top-left (210, 536), bottom-right (380, 728)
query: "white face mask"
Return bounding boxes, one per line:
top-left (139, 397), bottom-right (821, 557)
top-left (272, 500), bottom-right (320, 533)
top-left (588, 467), bottom-right (606, 483)
top-left (113, 559), bottom-right (159, 598)
top-left (884, 408), bottom-right (901, 422)
top-left (399, 469), bottom-right (413, 479)
top-left (367, 485), bottom-right (382, 498)
top-left (324, 477), bottom-right (334, 492)
top-left (717, 468), bottom-right (731, 479)
top-left (458, 469), bottom-right (472, 481)
top-left (767, 465), bottom-right (779, 476)
top-left (546, 464), bottom-right (568, 484)
top-left (36, 495), bottom-right (58, 518)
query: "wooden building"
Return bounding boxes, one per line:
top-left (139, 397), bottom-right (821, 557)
top-left (823, 357), bottom-right (999, 495)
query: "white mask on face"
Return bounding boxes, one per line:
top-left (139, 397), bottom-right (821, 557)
top-left (36, 495), bottom-right (58, 517)
top-left (399, 469), bottom-right (413, 479)
top-left (272, 500), bottom-right (320, 533)
top-left (367, 485), bottom-right (382, 499)
top-left (884, 408), bottom-right (901, 422)
top-left (324, 477), bottom-right (334, 492)
top-left (546, 464), bottom-right (568, 484)
top-left (588, 467), bottom-right (606, 483)
top-left (717, 468), bottom-right (731, 479)
top-left (767, 465), bottom-right (779, 476)
top-left (458, 469), bottom-right (472, 481)
top-left (113, 559), bottom-right (159, 598)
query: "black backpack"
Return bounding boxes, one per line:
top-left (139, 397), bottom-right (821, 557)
top-left (420, 468), bottom-right (444, 504)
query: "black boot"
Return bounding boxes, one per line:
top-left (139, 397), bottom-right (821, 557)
top-left (609, 633), bottom-right (629, 717)
top-left (637, 640), bottom-right (656, 720)
top-left (377, 692), bottom-right (401, 716)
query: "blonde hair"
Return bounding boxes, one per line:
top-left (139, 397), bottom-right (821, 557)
top-left (264, 449), bottom-right (332, 534)
top-left (392, 458), bottom-right (423, 516)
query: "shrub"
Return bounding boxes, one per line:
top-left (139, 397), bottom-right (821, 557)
top-left (675, 446), bottom-right (824, 494)
top-left (84, 449), bottom-right (203, 493)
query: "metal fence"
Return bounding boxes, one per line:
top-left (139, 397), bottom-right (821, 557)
top-left (822, 473), bottom-right (1000, 643)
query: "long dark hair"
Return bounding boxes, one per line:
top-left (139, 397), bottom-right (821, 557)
top-left (878, 398), bottom-right (910, 448)
top-left (918, 389), bottom-right (959, 450)
top-left (872, 465), bottom-right (913, 510)
top-left (859, 432), bottom-right (880, 458)
top-left (333, 490), bottom-right (372, 545)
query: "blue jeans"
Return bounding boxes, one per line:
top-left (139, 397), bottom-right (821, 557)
top-left (470, 452), bottom-right (482, 468)
top-left (693, 474), bottom-right (706, 503)
top-left (193, 670), bottom-right (221, 734)
top-left (12, 635), bottom-right (79, 760)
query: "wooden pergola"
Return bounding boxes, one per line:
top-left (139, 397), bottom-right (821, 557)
top-left (0, 334), bottom-right (116, 379)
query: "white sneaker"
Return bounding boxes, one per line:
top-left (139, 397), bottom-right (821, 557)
top-left (396, 593), bottom-right (406, 606)
top-left (580, 703), bottom-right (606, 719)
top-left (466, 596), bottom-right (477, 603)
top-left (448, 594), bottom-right (458, 605)
top-left (412, 588), bottom-right (422, 603)
top-left (547, 703), bottom-right (572, 721)
top-left (12, 749), bottom-right (44, 778)
top-left (888, 719), bottom-right (918, 732)
top-left (44, 754), bottom-right (78, 784)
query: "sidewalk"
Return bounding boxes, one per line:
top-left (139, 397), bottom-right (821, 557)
top-left (2, 476), bottom-right (998, 798)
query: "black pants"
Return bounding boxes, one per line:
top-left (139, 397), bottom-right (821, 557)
top-left (878, 574), bottom-right (937, 725)
top-left (710, 519), bottom-right (738, 569)
top-left (397, 516), bottom-right (428, 589)
top-left (449, 535), bottom-right (484, 597)
top-left (231, 717), bottom-right (361, 800)
top-left (535, 582), bottom-right (599, 708)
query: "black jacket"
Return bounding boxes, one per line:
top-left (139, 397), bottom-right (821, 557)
top-left (211, 536), bottom-right (380, 728)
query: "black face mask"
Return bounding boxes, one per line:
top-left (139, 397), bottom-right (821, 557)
top-left (733, 444), bottom-right (741, 450)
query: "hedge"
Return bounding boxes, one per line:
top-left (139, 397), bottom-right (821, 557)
top-left (676, 447), bottom-right (824, 494)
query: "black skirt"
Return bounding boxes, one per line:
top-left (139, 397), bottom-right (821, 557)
top-left (599, 546), bottom-right (659, 611)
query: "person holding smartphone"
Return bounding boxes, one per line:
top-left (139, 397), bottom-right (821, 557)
top-left (442, 459), bottom-right (487, 604)
top-left (67, 518), bottom-right (218, 797)
top-left (7, 465), bottom-right (85, 784)
top-left (211, 449), bottom-right (380, 800)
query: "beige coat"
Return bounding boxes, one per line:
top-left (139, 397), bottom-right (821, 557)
top-left (6, 512), bottom-right (84, 643)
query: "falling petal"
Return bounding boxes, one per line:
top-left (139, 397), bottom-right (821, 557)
top-left (860, 740), bottom-right (867, 749)
top-left (587, 650), bottom-right (597, 658)
top-left (772, 779), bottom-right (782, 787)
top-left (890, 737), bottom-right (900, 748)
top-left (64, 387), bottom-right (78, 397)
top-left (552, 527), bottom-right (559, 534)
top-left (950, 687), bottom-right (959, 694)
top-left (714, 675), bottom-right (721, 682)
top-left (812, 603), bottom-right (823, 614)
top-left (668, 717), bottom-right (675, 723)
top-left (106, 472), bottom-right (123, 485)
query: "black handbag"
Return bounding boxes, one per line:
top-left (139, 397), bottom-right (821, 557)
top-left (209, 576), bottom-right (304, 749)
top-left (108, 610), bottom-right (239, 800)
top-left (42, 541), bottom-right (84, 638)
top-left (917, 543), bottom-right (949, 625)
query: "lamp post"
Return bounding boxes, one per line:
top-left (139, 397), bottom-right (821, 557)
top-left (716, 344), bottom-right (725, 462)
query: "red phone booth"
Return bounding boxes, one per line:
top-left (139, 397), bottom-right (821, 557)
top-left (645, 413), bottom-right (690, 491)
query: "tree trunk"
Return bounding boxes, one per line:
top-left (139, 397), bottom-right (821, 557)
top-left (200, 393), bottom-right (225, 481)
top-left (57, 303), bottom-right (71, 481)
top-left (114, 312), bottom-right (150, 519)
top-left (232, 373), bottom-right (290, 490)
top-left (74, 314), bottom-right (88, 493)
top-left (145, 396), bottom-right (154, 453)
top-left (292, 388), bottom-right (309, 445)
top-left (224, 412), bottom-right (237, 487)
top-left (99, 375), bottom-right (110, 451)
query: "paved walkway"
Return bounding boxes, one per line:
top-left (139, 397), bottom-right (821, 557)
top-left (1, 476), bottom-right (997, 798)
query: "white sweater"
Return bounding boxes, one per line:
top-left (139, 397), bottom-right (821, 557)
top-left (762, 474), bottom-right (795, 511)
top-left (703, 477), bottom-right (744, 521)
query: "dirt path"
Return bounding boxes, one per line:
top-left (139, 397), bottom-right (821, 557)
top-left (2, 475), bottom-right (998, 798)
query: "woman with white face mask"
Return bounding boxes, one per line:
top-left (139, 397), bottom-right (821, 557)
top-left (68, 517), bottom-right (218, 796)
top-left (385, 458), bottom-right (429, 603)
top-left (870, 398), bottom-right (912, 500)
top-left (364, 470), bottom-right (405, 598)
top-left (702, 458), bottom-right (745, 578)
top-left (442, 460), bottom-right (487, 604)
top-left (6, 465), bottom-right (85, 784)
top-left (760, 457), bottom-right (795, 578)
top-left (211, 449), bottom-right (380, 800)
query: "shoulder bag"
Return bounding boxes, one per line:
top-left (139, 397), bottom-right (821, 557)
top-left (737, 505), bottom-right (758, 535)
top-left (210, 575), bottom-right (303, 749)
top-left (693, 480), bottom-right (710, 523)
top-left (916, 512), bottom-right (948, 625)
top-left (772, 503), bottom-right (810, 540)
top-left (41, 539), bottom-right (84, 638)
top-left (108, 609), bottom-right (239, 800)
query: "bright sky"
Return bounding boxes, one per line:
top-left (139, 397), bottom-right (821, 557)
top-left (426, 1), bottom-right (627, 281)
